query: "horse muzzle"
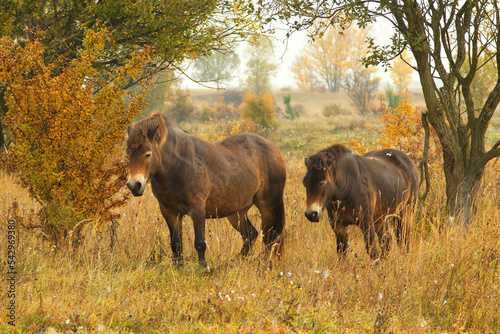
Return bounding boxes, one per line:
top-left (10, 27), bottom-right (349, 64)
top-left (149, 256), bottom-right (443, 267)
top-left (304, 203), bottom-right (322, 222)
top-left (305, 210), bottom-right (320, 222)
top-left (127, 175), bottom-right (146, 197)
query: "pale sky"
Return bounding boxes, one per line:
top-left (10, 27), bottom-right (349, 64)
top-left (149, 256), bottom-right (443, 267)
top-left (182, 19), bottom-right (421, 91)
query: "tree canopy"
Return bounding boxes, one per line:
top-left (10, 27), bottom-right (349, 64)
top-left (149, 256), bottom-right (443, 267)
top-left (0, 0), bottom-right (258, 148)
top-left (0, 0), bottom-right (255, 77)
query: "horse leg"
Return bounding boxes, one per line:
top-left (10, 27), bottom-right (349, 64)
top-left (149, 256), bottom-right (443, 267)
top-left (159, 205), bottom-right (183, 265)
top-left (227, 211), bottom-right (258, 257)
top-left (395, 214), bottom-right (410, 253)
top-left (361, 218), bottom-right (379, 259)
top-left (256, 201), bottom-right (285, 258)
top-left (377, 218), bottom-right (391, 259)
top-left (190, 208), bottom-right (207, 267)
top-left (327, 207), bottom-right (349, 257)
top-left (335, 227), bottom-right (349, 257)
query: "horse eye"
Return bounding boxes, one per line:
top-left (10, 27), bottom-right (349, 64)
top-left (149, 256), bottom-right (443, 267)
top-left (319, 181), bottom-right (327, 187)
top-left (145, 152), bottom-right (152, 159)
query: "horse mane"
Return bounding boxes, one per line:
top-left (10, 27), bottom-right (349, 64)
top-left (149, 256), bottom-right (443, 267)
top-left (305, 144), bottom-right (351, 170)
top-left (126, 113), bottom-right (170, 154)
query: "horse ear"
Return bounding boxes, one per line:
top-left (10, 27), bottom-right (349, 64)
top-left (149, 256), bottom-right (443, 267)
top-left (147, 124), bottom-right (160, 142)
top-left (320, 151), bottom-right (336, 168)
top-left (127, 126), bottom-right (132, 136)
top-left (304, 157), bottom-right (312, 169)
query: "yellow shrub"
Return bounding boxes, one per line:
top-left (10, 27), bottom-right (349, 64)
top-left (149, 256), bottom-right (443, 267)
top-left (0, 31), bottom-right (151, 245)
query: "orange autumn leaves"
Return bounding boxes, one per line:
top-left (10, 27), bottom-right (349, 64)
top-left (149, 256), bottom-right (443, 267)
top-left (349, 91), bottom-right (440, 164)
top-left (0, 30), bottom-right (151, 242)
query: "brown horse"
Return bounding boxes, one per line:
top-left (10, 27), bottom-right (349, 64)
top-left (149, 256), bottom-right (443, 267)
top-left (126, 113), bottom-right (286, 266)
top-left (303, 144), bottom-right (418, 258)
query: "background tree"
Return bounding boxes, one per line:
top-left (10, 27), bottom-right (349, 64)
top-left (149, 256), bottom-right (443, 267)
top-left (145, 70), bottom-right (180, 115)
top-left (291, 53), bottom-right (319, 91)
top-left (164, 89), bottom-right (197, 124)
top-left (345, 65), bottom-right (381, 115)
top-left (192, 47), bottom-right (240, 90)
top-left (342, 25), bottom-right (381, 114)
top-left (257, 0), bottom-right (500, 224)
top-left (385, 48), bottom-right (414, 108)
top-left (291, 25), bottom-right (361, 92)
top-left (390, 48), bottom-right (414, 93)
top-left (291, 24), bottom-right (381, 114)
top-left (243, 35), bottom-right (278, 95)
top-left (0, 0), bottom-right (256, 150)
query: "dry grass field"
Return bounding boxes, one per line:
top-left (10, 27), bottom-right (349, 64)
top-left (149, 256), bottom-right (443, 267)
top-left (1, 90), bottom-right (500, 333)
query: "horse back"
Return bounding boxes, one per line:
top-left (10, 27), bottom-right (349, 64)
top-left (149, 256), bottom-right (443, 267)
top-left (215, 133), bottom-right (286, 179)
top-left (191, 133), bottom-right (286, 217)
top-left (362, 148), bottom-right (418, 207)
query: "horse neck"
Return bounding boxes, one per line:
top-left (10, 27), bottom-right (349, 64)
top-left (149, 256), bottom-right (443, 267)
top-left (155, 123), bottom-right (194, 176)
top-left (334, 153), bottom-right (362, 198)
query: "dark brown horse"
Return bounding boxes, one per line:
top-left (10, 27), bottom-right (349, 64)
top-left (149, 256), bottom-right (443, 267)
top-left (303, 144), bottom-right (418, 258)
top-left (126, 113), bottom-right (286, 266)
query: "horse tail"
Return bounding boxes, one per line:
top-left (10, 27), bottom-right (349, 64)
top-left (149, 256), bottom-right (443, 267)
top-left (274, 199), bottom-right (286, 259)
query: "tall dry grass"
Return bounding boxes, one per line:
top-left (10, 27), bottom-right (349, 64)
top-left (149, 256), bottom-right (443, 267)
top-left (1, 118), bottom-right (499, 333)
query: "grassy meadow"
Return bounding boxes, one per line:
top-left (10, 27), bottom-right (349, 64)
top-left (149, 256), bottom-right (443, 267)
top-left (1, 90), bottom-right (500, 333)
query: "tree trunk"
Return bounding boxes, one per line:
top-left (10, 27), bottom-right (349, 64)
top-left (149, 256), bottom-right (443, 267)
top-left (443, 151), bottom-right (485, 225)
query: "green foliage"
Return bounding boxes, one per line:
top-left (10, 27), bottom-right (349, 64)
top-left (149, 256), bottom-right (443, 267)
top-left (0, 0), bottom-right (255, 76)
top-left (240, 92), bottom-right (277, 130)
top-left (283, 94), bottom-right (299, 119)
top-left (165, 89), bottom-right (197, 124)
top-left (384, 85), bottom-right (402, 109)
top-left (0, 31), bottom-right (150, 245)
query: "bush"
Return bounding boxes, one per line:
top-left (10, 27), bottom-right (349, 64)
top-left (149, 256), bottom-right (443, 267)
top-left (223, 90), bottom-right (244, 107)
top-left (165, 89), bottom-right (196, 123)
top-left (292, 103), bottom-right (306, 116)
top-left (198, 96), bottom-right (239, 122)
top-left (384, 85), bottom-right (403, 109)
top-left (0, 31), bottom-right (150, 246)
top-left (199, 103), bottom-right (217, 122)
top-left (322, 103), bottom-right (346, 117)
top-left (283, 94), bottom-right (299, 120)
top-left (348, 90), bottom-right (441, 164)
top-left (240, 92), bottom-right (277, 130)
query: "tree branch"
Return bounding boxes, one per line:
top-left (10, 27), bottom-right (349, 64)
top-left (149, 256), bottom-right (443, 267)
top-left (481, 139), bottom-right (500, 166)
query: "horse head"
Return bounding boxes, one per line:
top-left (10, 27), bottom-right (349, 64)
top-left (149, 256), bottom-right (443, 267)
top-left (302, 145), bottom-right (347, 222)
top-left (125, 114), bottom-right (167, 196)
